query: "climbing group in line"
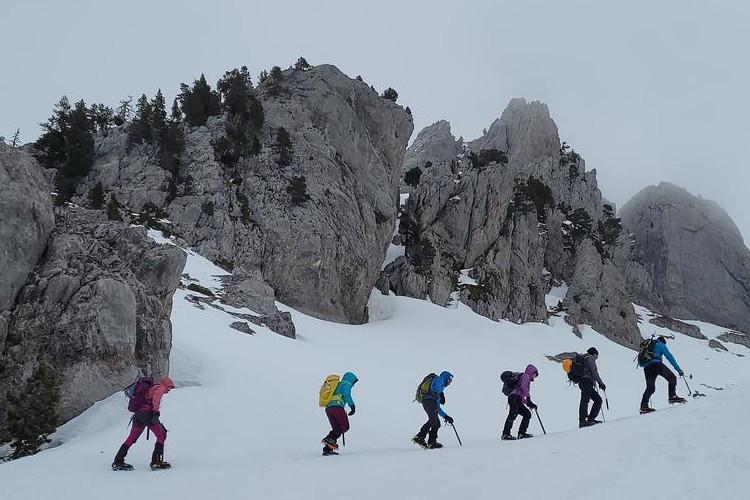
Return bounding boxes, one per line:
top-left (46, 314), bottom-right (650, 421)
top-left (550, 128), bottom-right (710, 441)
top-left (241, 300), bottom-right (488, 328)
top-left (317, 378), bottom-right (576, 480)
top-left (109, 334), bottom-right (690, 469)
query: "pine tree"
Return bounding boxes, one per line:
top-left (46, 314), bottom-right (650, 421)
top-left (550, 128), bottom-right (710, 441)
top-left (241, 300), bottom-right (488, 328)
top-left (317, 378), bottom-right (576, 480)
top-left (287, 175), bottom-right (310, 205)
top-left (404, 166), bottom-right (422, 187)
top-left (107, 194), bottom-right (122, 221)
top-left (88, 182), bottom-right (105, 209)
top-left (6, 363), bottom-right (60, 459)
top-left (170, 98), bottom-right (181, 123)
top-left (128, 94), bottom-right (153, 146)
top-left (150, 89), bottom-right (167, 136)
top-left (10, 128), bottom-right (20, 147)
top-left (178, 74), bottom-right (221, 127)
top-left (276, 127), bottom-right (293, 166)
top-left (294, 57), bottom-right (311, 70)
top-left (381, 87), bottom-right (398, 102)
top-left (114, 96), bottom-right (133, 126)
top-left (267, 66), bottom-right (284, 97)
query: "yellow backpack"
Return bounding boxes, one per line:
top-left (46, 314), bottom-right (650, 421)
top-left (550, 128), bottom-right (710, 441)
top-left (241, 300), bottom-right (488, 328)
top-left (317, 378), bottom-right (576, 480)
top-left (319, 374), bottom-right (342, 407)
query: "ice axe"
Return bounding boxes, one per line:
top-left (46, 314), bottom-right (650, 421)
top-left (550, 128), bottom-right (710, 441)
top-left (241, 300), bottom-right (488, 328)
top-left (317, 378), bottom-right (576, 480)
top-left (534, 409), bottom-right (547, 435)
top-left (447, 420), bottom-right (462, 446)
top-left (682, 375), bottom-right (694, 397)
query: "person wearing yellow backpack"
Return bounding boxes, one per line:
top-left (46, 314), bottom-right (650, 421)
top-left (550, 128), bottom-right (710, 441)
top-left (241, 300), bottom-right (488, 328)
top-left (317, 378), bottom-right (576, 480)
top-left (319, 372), bottom-right (358, 456)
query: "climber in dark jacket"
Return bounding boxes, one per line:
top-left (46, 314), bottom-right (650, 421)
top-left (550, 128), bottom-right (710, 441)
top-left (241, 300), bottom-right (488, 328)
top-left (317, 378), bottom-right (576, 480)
top-left (579, 347), bottom-right (605, 427)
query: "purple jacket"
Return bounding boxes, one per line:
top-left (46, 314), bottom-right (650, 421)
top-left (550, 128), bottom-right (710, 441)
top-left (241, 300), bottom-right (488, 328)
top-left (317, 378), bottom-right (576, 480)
top-left (511, 364), bottom-right (538, 404)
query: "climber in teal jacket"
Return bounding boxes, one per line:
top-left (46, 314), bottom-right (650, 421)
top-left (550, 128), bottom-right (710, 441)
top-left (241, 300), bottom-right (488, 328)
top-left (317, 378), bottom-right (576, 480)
top-left (640, 337), bottom-right (686, 412)
top-left (327, 372), bottom-right (357, 410)
top-left (322, 372), bottom-right (358, 455)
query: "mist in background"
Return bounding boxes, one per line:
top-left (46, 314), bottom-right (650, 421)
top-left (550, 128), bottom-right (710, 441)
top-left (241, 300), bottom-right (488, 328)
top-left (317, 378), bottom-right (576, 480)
top-left (2, 0), bottom-right (748, 240)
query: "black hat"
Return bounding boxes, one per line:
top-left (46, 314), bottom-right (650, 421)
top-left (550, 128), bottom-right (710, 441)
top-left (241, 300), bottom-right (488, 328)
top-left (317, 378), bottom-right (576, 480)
top-left (657, 336), bottom-right (667, 343)
top-left (587, 347), bottom-right (599, 356)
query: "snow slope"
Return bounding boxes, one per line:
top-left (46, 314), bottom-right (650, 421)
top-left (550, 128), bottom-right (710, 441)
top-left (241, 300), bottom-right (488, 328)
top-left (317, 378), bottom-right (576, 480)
top-left (1, 234), bottom-right (748, 500)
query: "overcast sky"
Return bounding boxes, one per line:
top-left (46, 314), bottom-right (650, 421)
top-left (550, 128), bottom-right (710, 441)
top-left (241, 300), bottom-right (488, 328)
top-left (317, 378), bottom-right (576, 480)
top-left (2, 0), bottom-right (749, 242)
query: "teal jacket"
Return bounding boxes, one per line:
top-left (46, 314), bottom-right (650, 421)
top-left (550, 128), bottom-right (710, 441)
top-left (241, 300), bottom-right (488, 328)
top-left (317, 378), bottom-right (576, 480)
top-left (643, 341), bottom-right (682, 372)
top-left (326, 372), bottom-right (358, 409)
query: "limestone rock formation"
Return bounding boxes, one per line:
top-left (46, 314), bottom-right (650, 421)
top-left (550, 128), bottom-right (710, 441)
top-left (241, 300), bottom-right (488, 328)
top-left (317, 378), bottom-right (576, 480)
top-left (386, 99), bottom-right (641, 346)
top-left (78, 64), bottom-right (413, 325)
top-left (0, 206), bottom-right (186, 430)
top-left (621, 182), bottom-right (750, 334)
top-left (402, 120), bottom-right (462, 173)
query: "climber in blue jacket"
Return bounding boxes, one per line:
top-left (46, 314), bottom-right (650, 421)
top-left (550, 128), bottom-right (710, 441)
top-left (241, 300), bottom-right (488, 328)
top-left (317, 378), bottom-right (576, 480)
top-left (640, 336), bottom-right (686, 413)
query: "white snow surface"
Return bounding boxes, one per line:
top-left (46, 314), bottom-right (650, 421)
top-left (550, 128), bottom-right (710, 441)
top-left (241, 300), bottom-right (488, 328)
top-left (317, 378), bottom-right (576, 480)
top-left (1, 238), bottom-right (749, 500)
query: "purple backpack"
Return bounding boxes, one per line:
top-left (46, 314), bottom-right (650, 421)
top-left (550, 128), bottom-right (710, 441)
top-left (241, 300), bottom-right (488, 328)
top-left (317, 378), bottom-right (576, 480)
top-left (124, 377), bottom-right (153, 412)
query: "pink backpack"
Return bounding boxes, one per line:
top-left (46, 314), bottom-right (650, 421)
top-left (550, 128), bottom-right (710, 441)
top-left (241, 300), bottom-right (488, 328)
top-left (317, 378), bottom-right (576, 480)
top-left (124, 377), bottom-right (153, 412)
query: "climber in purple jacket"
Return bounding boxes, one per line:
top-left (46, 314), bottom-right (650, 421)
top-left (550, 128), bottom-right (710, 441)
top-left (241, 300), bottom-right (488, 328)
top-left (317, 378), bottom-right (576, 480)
top-left (502, 364), bottom-right (538, 440)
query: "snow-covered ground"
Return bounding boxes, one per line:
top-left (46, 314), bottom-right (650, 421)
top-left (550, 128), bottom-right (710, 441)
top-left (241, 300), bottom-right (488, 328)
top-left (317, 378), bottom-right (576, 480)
top-left (1, 235), bottom-right (748, 500)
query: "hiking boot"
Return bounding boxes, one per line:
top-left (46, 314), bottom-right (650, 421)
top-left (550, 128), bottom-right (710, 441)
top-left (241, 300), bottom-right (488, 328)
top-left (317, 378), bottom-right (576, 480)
top-left (579, 420), bottom-right (592, 428)
top-left (322, 437), bottom-right (339, 450)
top-left (501, 433), bottom-right (516, 441)
top-left (640, 407), bottom-right (656, 414)
top-left (150, 461), bottom-right (172, 470)
top-left (322, 447), bottom-right (339, 456)
top-left (586, 419), bottom-right (602, 426)
top-left (426, 442), bottom-right (443, 449)
top-left (112, 444), bottom-right (132, 470)
top-left (669, 396), bottom-right (687, 404)
top-left (517, 432), bottom-right (533, 439)
top-left (411, 435), bottom-right (428, 448)
top-left (111, 462), bottom-right (134, 471)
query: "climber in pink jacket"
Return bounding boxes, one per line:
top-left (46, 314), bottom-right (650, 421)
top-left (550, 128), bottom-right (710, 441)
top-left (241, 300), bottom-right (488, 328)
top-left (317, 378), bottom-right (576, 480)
top-left (112, 376), bottom-right (175, 471)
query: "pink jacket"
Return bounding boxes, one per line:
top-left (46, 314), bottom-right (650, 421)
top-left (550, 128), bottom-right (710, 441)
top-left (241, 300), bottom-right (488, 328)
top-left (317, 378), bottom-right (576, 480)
top-left (147, 376), bottom-right (174, 412)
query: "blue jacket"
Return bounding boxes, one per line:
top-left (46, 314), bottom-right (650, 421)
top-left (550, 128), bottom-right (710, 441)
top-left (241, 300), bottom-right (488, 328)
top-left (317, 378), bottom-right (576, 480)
top-left (643, 342), bottom-right (682, 372)
top-left (424, 371), bottom-right (453, 418)
top-left (327, 372), bottom-right (357, 409)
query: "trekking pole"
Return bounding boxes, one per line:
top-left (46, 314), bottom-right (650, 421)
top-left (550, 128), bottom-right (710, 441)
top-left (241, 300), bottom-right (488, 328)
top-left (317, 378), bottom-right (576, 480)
top-left (449, 422), bottom-right (463, 446)
top-left (604, 390), bottom-right (610, 411)
top-left (342, 432), bottom-right (346, 447)
top-left (682, 375), bottom-right (693, 397)
top-left (534, 409), bottom-right (547, 435)
top-left (595, 388), bottom-right (606, 423)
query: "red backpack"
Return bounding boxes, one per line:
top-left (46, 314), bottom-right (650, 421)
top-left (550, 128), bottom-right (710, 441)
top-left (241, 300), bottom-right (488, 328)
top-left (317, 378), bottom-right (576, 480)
top-left (124, 377), bottom-right (153, 412)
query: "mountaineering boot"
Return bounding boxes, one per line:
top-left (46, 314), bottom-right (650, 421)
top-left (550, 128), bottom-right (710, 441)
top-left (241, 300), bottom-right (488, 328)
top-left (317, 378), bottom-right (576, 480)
top-left (322, 447), bottom-right (339, 456)
top-left (150, 442), bottom-right (171, 470)
top-left (426, 442), bottom-right (443, 449)
top-left (411, 435), bottom-right (428, 448)
top-left (640, 407), bottom-right (656, 414)
top-left (112, 444), bottom-right (133, 471)
top-left (322, 436), bottom-right (339, 450)
top-left (501, 434), bottom-right (516, 441)
top-left (517, 432), bottom-right (533, 439)
top-left (669, 396), bottom-right (687, 404)
top-left (579, 420), bottom-right (592, 428)
top-left (587, 419), bottom-right (602, 426)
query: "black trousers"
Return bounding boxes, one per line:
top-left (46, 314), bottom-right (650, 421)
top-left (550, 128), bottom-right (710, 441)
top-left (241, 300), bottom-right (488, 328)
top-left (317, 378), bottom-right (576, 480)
top-left (503, 394), bottom-right (530, 435)
top-left (641, 362), bottom-right (677, 408)
top-left (579, 378), bottom-right (602, 422)
top-left (417, 399), bottom-right (441, 444)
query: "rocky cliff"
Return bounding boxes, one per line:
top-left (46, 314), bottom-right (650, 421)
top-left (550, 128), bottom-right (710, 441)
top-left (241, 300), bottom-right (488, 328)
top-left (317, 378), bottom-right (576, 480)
top-left (384, 99), bottom-right (640, 347)
top-left (0, 144), bottom-right (185, 433)
top-left (79, 64), bottom-right (413, 325)
top-left (621, 182), bottom-right (750, 334)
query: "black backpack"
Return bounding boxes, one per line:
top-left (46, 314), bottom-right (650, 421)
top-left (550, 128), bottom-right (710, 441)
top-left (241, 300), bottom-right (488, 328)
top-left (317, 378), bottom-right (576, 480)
top-left (567, 354), bottom-right (585, 384)
top-left (500, 371), bottom-right (522, 396)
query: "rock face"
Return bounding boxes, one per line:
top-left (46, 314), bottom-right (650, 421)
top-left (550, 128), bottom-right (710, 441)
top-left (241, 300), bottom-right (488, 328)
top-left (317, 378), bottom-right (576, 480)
top-left (0, 144), bottom-right (55, 313)
top-left (402, 120), bottom-right (462, 173)
top-left (621, 182), bottom-right (750, 334)
top-left (79, 64), bottom-right (413, 325)
top-left (385, 99), bottom-right (641, 347)
top-left (0, 146), bottom-right (186, 433)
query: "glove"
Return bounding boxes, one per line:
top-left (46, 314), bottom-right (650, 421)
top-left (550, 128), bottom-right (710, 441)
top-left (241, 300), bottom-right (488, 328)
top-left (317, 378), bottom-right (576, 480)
top-left (439, 392), bottom-right (446, 405)
top-left (678, 370), bottom-right (684, 377)
top-left (527, 402), bottom-right (538, 410)
top-left (599, 383), bottom-right (607, 392)
top-left (348, 405), bottom-right (356, 416)
top-left (444, 415), bottom-right (454, 425)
